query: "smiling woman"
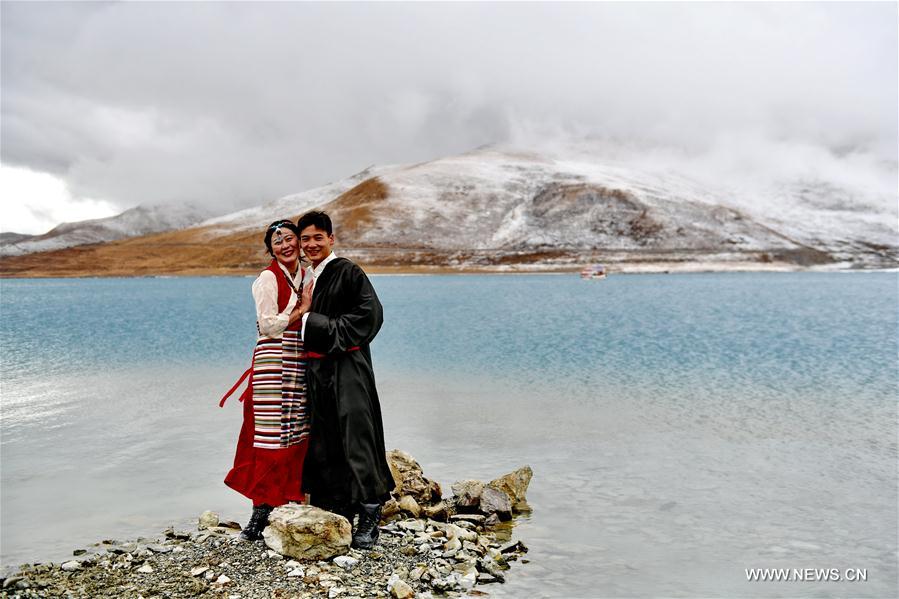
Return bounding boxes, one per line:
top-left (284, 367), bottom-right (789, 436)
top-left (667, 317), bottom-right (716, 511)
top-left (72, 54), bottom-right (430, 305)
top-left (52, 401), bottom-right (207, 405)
top-left (0, 165), bottom-right (119, 235)
top-left (221, 218), bottom-right (315, 541)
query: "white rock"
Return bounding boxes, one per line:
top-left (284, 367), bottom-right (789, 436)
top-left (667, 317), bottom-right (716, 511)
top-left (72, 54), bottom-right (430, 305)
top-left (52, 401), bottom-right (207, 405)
top-left (388, 577), bottom-right (415, 599)
top-left (397, 519), bottom-right (425, 533)
top-left (198, 510), bottom-right (220, 530)
top-left (333, 555), bottom-right (359, 569)
top-left (436, 522), bottom-right (477, 542)
top-left (266, 550), bottom-right (282, 559)
top-left (460, 567), bottom-right (477, 590)
top-left (287, 568), bottom-right (305, 577)
top-left (329, 587), bottom-right (346, 598)
top-left (285, 560), bottom-right (301, 568)
top-left (431, 572), bottom-right (462, 592)
top-left (263, 505), bottom-right (351, 561)
top-left (204, 570), bottom-right (216, 580)
top-left (215, 574), bottom-right (232, 585)
top-left (397, 495), bottom-right (421, 518)
top-left (61, 561), bottom-right (80, 571)
top-left (136, 564), bottom-right (154, 574)
top-left (190, 566), bottom-right (209, 577)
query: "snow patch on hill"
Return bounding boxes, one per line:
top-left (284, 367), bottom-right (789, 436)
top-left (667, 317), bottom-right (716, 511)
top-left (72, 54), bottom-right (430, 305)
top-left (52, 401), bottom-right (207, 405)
top-left (0, 203), bottom-right (210, 257)
top-left (201, 166), bottom-right (392, 232)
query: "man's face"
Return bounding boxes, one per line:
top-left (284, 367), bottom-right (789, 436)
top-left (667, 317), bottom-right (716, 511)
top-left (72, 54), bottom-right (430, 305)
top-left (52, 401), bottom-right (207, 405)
top-left (299, 224), bottom-right (335, 266)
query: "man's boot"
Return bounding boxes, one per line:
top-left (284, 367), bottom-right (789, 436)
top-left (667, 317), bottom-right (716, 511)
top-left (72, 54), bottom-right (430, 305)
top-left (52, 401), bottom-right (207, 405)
top-left (239, 504), bottom-right (273, 541)
top-left (351, 503), bottom-right (382, 550)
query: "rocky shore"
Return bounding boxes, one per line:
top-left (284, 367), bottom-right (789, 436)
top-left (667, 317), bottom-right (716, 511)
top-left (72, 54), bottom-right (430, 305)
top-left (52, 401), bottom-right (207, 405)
top-left (2, 452), bottom-right (532, 599)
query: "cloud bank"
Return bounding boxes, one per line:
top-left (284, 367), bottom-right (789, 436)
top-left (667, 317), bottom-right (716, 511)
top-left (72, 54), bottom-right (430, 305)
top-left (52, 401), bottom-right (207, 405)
top-left (2, 2), bottom-right (896, 232)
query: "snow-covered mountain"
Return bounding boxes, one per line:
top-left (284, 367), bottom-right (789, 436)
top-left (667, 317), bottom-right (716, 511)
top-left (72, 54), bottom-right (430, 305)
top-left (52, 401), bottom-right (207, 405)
top-left (0, 203), bottom-right (211, 257)
top-left (204, 144), bottom-right (897, 270)
top-left (1, 143), bottom-right (895, 275)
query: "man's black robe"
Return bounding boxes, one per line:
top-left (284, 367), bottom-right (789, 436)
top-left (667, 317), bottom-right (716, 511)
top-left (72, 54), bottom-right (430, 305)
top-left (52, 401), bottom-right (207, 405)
top-left (301, 257), bottom-right (395, 505)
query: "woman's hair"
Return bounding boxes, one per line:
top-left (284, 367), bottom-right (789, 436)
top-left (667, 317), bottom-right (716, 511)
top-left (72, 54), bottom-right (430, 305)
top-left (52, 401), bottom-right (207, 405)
top-left (263, 219), bottom-right (301, 256)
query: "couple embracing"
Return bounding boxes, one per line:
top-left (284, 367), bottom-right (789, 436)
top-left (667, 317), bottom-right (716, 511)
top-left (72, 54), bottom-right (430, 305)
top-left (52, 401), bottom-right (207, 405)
top-left (221, 210), bottom-right (394, 550)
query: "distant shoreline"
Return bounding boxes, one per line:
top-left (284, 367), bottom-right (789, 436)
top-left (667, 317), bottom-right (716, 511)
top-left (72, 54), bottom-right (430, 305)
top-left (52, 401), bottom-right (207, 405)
top-left (1, 262), bottom-right (895, 280)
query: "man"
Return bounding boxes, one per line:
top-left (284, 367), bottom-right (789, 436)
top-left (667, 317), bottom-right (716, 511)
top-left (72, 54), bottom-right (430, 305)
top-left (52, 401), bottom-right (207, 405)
top-left (296, 210), bottom-right (395, 550)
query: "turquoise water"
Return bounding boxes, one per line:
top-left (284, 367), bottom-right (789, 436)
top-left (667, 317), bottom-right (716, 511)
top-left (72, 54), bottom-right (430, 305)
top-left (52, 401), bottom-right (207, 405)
top-left (1, 273), bottom-right (897, 597)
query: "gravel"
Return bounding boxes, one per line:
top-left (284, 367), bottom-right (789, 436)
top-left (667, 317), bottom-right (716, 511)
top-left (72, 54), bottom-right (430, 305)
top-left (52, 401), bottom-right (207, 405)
top-left (1, 518), bottom-right (527, 599)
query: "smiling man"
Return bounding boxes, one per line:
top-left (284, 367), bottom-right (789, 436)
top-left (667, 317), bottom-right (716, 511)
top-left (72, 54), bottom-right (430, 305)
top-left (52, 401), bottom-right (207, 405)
top-left (296, 210), bottom-right (395, 550)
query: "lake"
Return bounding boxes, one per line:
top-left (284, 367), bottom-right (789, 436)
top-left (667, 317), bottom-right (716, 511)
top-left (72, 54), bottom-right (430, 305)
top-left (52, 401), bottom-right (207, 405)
top-left (1, 272), bottom-right (896, 597)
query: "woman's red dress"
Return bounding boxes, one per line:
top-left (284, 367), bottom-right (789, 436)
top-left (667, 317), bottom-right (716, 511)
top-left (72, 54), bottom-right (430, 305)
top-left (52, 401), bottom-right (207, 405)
top-left (223, 260), bottom-right (310, 507)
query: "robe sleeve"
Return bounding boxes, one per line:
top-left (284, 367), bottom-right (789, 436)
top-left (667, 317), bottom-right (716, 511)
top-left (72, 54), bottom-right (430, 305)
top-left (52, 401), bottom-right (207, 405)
top-left (252, 270), bottom-right (297, 338)
top-left (303, 264), bottom-right (383, 354)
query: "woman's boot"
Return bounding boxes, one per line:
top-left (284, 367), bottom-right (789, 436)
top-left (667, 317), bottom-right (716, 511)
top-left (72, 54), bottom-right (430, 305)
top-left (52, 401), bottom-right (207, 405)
top-left (239, 504), bottom-right (273, 541)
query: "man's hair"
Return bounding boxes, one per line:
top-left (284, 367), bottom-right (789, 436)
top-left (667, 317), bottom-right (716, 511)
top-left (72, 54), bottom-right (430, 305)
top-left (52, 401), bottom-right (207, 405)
top-left (297, 210), bottom-right (333, 236)
top-left (263, 219), bottom-right (301, 257)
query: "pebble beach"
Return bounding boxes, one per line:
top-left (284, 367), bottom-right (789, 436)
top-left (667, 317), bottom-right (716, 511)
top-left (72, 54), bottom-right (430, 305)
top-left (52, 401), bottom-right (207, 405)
top-left (0, 515), bottom-right (529, 599)
top-left (2, 453), bottom-right (533, 599)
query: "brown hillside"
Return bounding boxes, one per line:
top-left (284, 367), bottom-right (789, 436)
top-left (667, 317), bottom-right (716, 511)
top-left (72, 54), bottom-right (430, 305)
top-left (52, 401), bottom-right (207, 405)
top-left (0, 225), bottom-right (274, 278)
top-left (0, 179), bottom-right (391, 278)
top-left (320, 177), bottom-right (390, 240)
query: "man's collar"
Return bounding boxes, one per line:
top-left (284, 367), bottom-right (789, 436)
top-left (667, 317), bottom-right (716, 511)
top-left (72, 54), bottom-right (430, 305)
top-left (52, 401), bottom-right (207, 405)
top-left (310, 251), bottom-right (338, 279)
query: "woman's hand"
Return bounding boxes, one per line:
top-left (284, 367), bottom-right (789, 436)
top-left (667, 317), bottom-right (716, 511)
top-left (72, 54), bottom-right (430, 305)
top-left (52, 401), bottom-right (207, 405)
top-left (286, 282), bottom-right (314, 326)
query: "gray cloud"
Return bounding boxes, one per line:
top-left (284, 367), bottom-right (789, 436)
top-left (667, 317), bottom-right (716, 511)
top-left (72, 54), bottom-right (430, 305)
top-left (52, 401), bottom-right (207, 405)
top-left (2, 1), bottom-right (896, 216)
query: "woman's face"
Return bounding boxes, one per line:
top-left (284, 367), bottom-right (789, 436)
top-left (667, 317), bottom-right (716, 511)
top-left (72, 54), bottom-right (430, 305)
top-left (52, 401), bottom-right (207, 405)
top-left (271, 228), bottom-right (301, 269)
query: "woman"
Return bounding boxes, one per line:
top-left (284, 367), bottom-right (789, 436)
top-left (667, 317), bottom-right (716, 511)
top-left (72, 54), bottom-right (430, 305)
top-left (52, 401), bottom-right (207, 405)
top-left (221, 219), bottom-right (314, 541)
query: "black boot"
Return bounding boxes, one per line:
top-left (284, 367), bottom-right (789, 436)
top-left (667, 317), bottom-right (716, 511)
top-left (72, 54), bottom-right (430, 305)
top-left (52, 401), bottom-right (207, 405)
top-left (239, 504), bottom-right (272, 541)
top-left (351, 503), bottom-right (382, 550)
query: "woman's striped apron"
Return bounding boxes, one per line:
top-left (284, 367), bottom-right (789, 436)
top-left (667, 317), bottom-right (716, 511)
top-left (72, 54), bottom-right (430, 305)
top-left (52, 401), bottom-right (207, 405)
top-left (222, 259), bottom-right (310, 506)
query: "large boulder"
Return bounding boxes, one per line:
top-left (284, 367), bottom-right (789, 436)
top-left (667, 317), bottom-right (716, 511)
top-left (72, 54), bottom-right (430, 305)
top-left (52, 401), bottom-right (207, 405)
top-left (479, 487), bottom-right (513, 520)
top-left (487, 466), bottom-right (532, 512)
top-left (451, 479), bottom-right (485, 510)
top-left (387, 450), bottom-right (442, 505)
top-left (262, 505), bottom-right (351, 560)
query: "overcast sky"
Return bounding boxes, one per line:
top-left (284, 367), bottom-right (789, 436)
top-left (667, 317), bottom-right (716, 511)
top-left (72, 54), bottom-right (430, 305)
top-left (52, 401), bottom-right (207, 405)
top-left (2, 1), bottom-right (896, 234)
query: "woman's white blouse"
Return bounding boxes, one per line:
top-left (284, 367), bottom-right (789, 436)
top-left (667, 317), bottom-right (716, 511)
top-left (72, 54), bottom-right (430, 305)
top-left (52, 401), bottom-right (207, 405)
top-left (251, 266), bottom-right (300, 339)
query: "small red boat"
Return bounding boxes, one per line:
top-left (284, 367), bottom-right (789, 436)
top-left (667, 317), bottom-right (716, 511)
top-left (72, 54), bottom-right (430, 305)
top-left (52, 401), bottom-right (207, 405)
top-left (580, 264), bottom-right (607, 279)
